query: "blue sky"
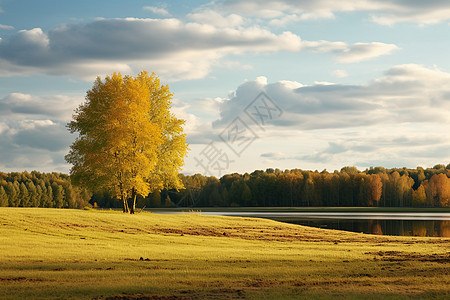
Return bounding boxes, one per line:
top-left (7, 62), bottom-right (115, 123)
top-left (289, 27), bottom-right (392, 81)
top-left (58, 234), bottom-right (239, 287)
top-left (0, 0), bottom-right (449, 177)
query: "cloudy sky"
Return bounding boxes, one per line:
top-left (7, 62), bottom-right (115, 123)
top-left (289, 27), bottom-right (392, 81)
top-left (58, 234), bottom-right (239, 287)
top-left (0, 0), bottom-right (449, 177)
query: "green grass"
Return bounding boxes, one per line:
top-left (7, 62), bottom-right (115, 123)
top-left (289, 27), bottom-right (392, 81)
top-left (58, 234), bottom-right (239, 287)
top-left (0, 208), bottom-right (449, 299)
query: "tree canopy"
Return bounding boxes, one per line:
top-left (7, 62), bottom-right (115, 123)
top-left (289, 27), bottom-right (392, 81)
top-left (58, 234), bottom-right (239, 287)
top-left (0, 171), bottom-right (91, 208)
top-left (65, 71), bottom-right (188, 213)
top-left (1, 165), bottom-right (449, 209)
top-left (165, 166), bottom-right (450, 208)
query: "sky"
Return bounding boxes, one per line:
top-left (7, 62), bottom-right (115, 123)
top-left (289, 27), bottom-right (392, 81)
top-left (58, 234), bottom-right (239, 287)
top-left (0, 0), bottom-right (449, 177)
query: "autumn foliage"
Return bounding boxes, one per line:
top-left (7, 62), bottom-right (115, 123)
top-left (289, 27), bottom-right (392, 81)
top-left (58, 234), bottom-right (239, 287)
top-left (166, 165), bottom-right (450, 208)
top-left (65, 72), bottom-right (188, 213)
top-left (0, 166), bottom-right (449, 209)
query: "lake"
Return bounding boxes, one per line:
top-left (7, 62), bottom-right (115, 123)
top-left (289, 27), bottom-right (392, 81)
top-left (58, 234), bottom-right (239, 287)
top-left (200, 212), bottom-right (450, 237)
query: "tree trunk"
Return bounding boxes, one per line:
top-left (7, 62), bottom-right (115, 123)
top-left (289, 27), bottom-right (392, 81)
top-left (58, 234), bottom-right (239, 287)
top-left (130, 188), bottom-right (137, 214)
top-left (122, 194), bottom-right (129, 213)
top-left (119, 183), bottom-right (129, 213)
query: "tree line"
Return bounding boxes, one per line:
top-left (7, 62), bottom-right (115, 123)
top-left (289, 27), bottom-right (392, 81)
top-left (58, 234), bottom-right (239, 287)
top-left (0, 171), bottom-right (91, 208)
top-left (168, 165), bottom-right (450, 208)
top-left (1, 164), bottom-right (449, 209)
top-left (88, 164), bottom-right (450, 209)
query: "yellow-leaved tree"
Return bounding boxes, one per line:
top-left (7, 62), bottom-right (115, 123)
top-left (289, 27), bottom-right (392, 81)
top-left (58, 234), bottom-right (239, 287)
top-left (65, 72), bottom-right (188, 213)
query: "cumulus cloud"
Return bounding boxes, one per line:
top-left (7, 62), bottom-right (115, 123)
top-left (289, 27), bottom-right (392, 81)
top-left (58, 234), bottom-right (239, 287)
top-left (301, 40), bottom-right (347, 53)
top-left (171, 96), bottom-right (224, 145)
top-left (0, 28), bottom-right (50, 66)
top-left (332, 69), bottom-right (348, 78)
top-left (0, 122), bottom-right (8, 134)
top-left (0, 127), bottom-right (73, 172)
top-left (12, 121), bottom-right (72, 152)
top-left (192, 63), bottom-right (450, 171)
top-left (0, 18), bottom-right (303, 81)
top-left (269, 10), bottom-right (336, 26)
top-left (0, 133), bottom-right (69, 172)
top-left (300, 40), bottom-right (398, 62)
top-left (18, 120), bottom-right (55, 130)
top-left (0, 93), bottom-right (81, 120)
top-left (0, 93), bottom-right (83, 172)
top-left (213, 64), bottom-right (450, 130)
top-left (0, 24), bottom-right (14, 30)
top-left (142, 6), bottom-right (170, 16)
top-left (188, 9), bottom-right (243, 27)
top-left (0, 17), bottom-right (397, 81)
top-left (261, 152), bottom-right (287, 159)
top-left (220, 0), bottom-right (450, 25)
top-left (336, 42), bottom-right (399, 63)
top-left (259, 128), bottom-right (450, 169)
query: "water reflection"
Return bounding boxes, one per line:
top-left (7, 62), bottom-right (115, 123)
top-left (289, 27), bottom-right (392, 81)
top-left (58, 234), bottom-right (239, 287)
top-left (169, 211), bottom-right (450, 237)
top-left (269, 218), bottom-right (450, 237)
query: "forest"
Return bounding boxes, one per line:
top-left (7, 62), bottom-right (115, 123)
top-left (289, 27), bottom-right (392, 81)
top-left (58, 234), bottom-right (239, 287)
top-left (0, 171), bottom-right (91, 209)
top-left (1, 164), bottom-right (449, 209)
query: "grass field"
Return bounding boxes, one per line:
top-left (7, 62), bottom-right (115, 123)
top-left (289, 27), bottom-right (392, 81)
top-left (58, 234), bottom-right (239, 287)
top-left (0, 208), bottom-right (449, 299)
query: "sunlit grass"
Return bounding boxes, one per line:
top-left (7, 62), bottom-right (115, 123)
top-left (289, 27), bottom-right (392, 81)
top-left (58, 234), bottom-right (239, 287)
top-left (0, 208), bottom-right (449, 299)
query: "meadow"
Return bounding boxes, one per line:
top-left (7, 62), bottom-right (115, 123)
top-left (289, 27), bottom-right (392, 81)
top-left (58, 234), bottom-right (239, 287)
top-left (0, 208), bottom-right (449, 299)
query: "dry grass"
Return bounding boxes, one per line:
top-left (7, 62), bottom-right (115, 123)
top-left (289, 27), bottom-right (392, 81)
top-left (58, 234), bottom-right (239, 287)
top-left (0, 208), bottom-right (449, 299)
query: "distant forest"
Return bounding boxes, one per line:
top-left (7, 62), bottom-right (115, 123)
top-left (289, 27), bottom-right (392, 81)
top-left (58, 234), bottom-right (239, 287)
top-left (1, 165), bottom-right (449, 209)
top-left (0, 171), bottom-right (90, 209)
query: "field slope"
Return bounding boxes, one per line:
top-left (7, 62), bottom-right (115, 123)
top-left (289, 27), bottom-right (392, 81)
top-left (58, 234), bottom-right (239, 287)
top-left (0, 208), bottom-right (449, 299)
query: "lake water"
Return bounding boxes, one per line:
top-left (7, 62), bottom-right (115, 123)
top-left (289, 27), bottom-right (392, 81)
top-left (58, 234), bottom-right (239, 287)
top-left (200, 212), bottom-right (450, 237)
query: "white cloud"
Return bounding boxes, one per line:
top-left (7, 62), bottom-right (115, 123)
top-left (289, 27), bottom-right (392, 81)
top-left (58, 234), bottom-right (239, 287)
top-left (213, 64), bottom-right (450, 131)
top-left (301, 40), bottom-right (347, 53)
top-left (332, 69), bottom-right (348, 78)
top-left (0, 18), bottom-right (305, 81)
top-left (188, 9), bottom-right (243, 27)
top-left (336, 42), bottom-right (399, 63)
top-left (0, 122), bottom-right (8, 134)
top-left (0, 93), bottom-right (83, 172)
top-left (257, 127), bottom-right (450, 170)
top-left (3, 64), bottom-right (449, 174)
top-left (172, 96), bottom-right (223, 145)
top-left (370, 7), bottom-right (450, 26)
top-left (269, 14), bottom-right (301, 27)
top-left (269, 11), bottom-right (335, 26)
top-left (299, 40), bottom-right (398, 62)
top-left (261, 152), bottom-right (287, 159)
top-left (0, 120), bottom-right (73, 172)
top-left (220, 0), bottom-right (450, 25)
top-left (18, 120), bottom-right (55, 130)
top-left (0, 24), bottom-right (14, 30)
top-left (0, 93), bottom-right (82, 120)
top-left (143, 6), bottom-right (170, 16)
top-left (0, 17), bottom-right (397, 81)
top-left (18, 28), bottom-right (49, 47)
top-left (12, 120), bottom-right (71, 152)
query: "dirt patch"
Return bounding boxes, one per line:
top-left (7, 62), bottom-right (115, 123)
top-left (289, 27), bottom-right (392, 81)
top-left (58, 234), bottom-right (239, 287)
top-left (99, 295), bottom-right (188, 300)
top-left (153, 227), bottom-right (225, 238)
top-left (203, 288), bottom-right (245, 299)
top-left (0, 277), bottom-right (43, 282)
top-left (366, 251), bottom-right (450, 263)
top-left (345, 273), bottom-right (375, 278)
top-left (148, 224), bottom-right (343, 243)
top-left (97, 289), bottom-right (245, 300)
top-left (243, 278), bottom-right (279, 288)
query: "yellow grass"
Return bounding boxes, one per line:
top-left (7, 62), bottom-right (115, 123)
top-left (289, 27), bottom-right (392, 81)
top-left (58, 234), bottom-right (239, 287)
top-left (0, 208), bottom-right (449, 299)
